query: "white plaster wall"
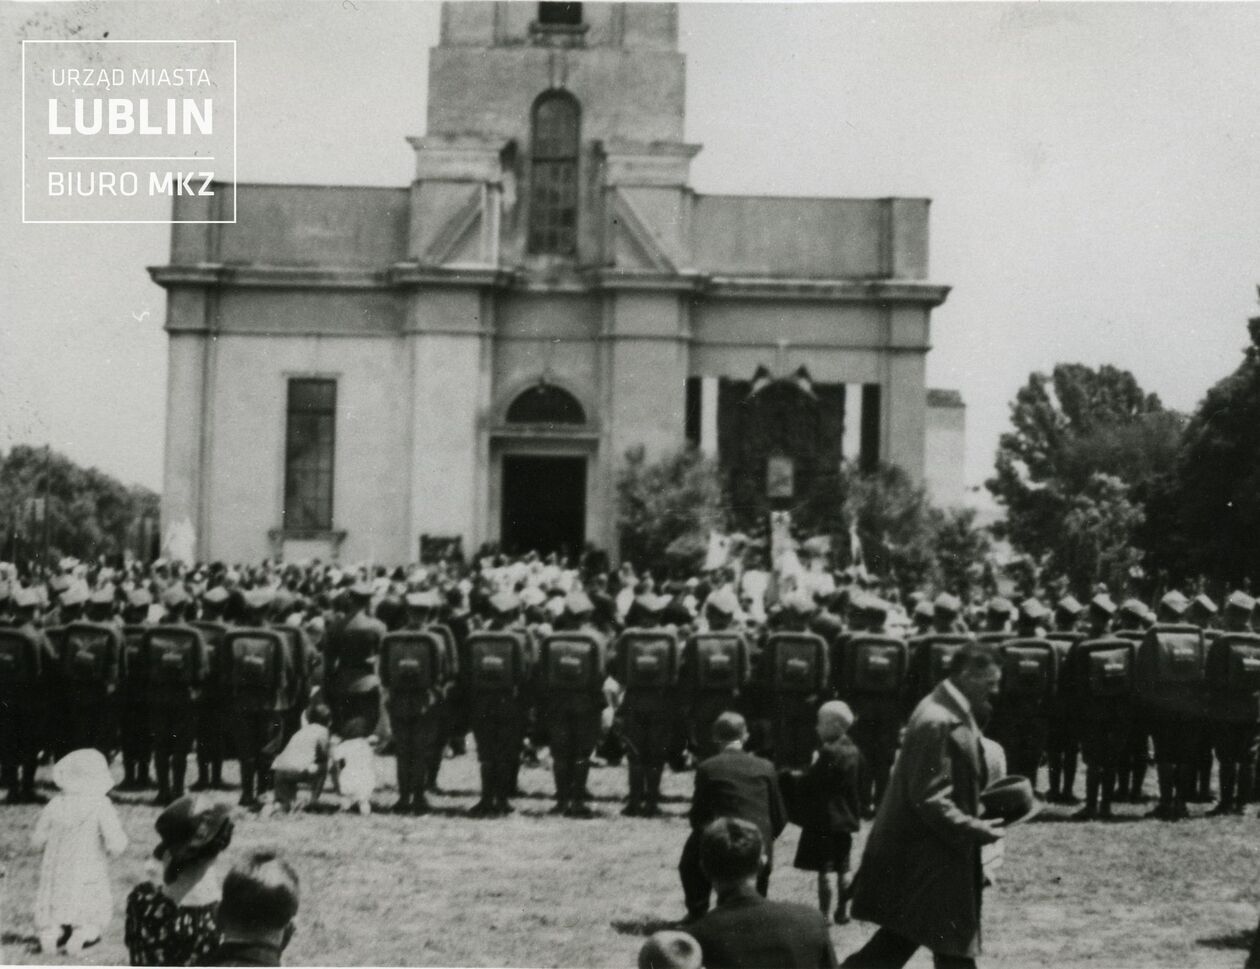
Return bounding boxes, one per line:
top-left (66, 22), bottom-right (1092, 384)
top-left (925, 401), bottom-right (967, 509)
top-left (162, 332), bottom-right (206, 558)
top-left (204, 334), bottom-right (412, 564)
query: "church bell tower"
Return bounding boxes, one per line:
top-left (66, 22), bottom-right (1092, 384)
top-left (408, 1), bottom-right (697, 276)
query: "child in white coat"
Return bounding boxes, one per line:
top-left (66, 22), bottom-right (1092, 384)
top-left (333, 718), bottom-right (377, 815)
top-left (32, 749), bottom-right (129, 954)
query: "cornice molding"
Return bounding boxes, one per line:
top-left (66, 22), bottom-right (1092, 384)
top-left (149, 261), bottom-right (951, 307)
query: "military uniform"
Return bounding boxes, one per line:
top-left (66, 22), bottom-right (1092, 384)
top-left (988, 598), bottom-right (1056, 787)
top-left (837, 595), bottom-right (904, 815)
top-left (681, 588), bottom-right (747, 762)
top-left (1045, 595), bottom-right (1085, 803)
top-left (467, 592), bottom-right (532, 817)
top-left (1113, 598), bottom-right (1152, 803)
top-left (118, 589), bottom-right (154, 789)
top-left (765, 593), bottom-right (829, 769)
top-left (538, 594), bottom-right (608, 817)
top-left (1187, 593), bottom-right (1220, 802)
top-left (223, 589), bottom-right (293, 808)
top-left (1072, 594), bottom-right (1129, 820)
top-left (325, 584), bottom-right (385, 735)
top-left (189, 586), bottom-right (232, 790)
top-left (614, 612), bottom-right (680, 817)
top-left (380, 593), bottom-right (448, 815)
top-left (61, 587), bottom-right (123, 756)
top-left (0, 589), bottom-right (56, 803)
top-left (146, 586), bottom-right (208, 805)
top-left (1207, 592), bottom-right (1260, 815)
top-left (1138, 594), bottom-right (1202, 820)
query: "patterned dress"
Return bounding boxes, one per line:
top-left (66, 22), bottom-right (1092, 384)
top-left (124, 882), bottom-right (221, 966)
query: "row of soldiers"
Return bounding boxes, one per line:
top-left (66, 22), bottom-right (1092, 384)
top-left (3, 571), bottom-right (1260, 824)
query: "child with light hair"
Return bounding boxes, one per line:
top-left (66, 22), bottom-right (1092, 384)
top-left (31, 749), bottom-right (129, 954)
top-left (791, 700), bottom-right (863, 924)
top-left (333, 717), bottom-right (378, 814)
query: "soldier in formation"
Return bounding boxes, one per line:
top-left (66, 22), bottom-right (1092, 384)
top-left (4, 553), bottom-right (1260, 828)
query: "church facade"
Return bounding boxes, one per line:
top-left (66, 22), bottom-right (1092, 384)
top-left (151, 1), bottom-right (957, 565)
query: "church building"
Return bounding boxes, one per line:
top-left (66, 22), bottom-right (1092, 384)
top-left (151, 1), bottom-right (959, 565)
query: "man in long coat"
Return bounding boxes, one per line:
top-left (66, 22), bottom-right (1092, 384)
top-left (844, 642), bottom-right (1005, 969)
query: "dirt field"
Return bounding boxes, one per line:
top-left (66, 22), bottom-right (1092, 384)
top-left (2, 750), bottom-right (1258, 968)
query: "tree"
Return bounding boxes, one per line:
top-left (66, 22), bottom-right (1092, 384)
top-left (987, 364), bottom-right (1183, 575)
top-left (930, 506), bottom-right (992, 601)
top-left (843, 463), bottom-right (992, 600)
top-left (615, 445), bottom-right (727, 577)
top-left (1168, 316), bottom-right (1260, 584)
top-left (1047, 473), bottom-right (1146, 595)
top-left (0, 445), bottom-right (159, 568)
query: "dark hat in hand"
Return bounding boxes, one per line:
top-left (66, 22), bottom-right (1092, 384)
top-left (980, 775), bottom-right (1041, 825)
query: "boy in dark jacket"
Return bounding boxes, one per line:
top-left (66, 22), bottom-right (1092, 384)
top-left (793, 700), bottom-right (863, 924)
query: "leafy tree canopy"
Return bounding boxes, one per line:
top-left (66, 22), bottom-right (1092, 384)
top-left (987, 363), bottom-right (1183, 566)
top-left (1168, 318), bottom-right (1260, 583)
top-left (616, 445), bottom-right (727, 578)
top-left (0, 445), bottom-right (158, 567)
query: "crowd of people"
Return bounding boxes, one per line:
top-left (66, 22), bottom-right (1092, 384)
top-left (1, 552), bottom-right (1257, 822)
top-left (5, 550), bottom-right (1260, 966)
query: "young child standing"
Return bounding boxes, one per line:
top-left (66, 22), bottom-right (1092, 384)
top-left (792, 701), bottom-right (863, 925)
top-left (31, 748), bottom-right (129, 954)
top-left (333, 717), bottom-right (377, 815)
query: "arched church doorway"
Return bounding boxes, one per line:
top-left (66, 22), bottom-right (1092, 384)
top-left (497, 383), bottom-right (590, 558)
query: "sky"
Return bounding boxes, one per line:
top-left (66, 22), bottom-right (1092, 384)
top-left (2, 1), bottom-right (1259, 496)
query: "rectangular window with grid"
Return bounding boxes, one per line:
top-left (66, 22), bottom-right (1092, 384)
top-left (283, 378), bottom-right (336, 531)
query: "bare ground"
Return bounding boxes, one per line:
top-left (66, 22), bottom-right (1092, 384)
top-left (1, 751), bottom-right (1258, 967)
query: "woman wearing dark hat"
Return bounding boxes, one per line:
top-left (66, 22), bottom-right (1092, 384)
top-left (124, 795), bottom-right (234, 966)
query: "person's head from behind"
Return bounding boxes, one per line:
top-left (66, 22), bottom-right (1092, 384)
top-left (638, 930), bottom-right (702, 969)
top-left (305, 702), bottom-right (331, 728)
top-left (219, 851), bottom-right (300, 949)
top-left (154, 795), bottom-right (233, 885)
top-left (710, 711), bottom-right (748, 750)
top-left (340, 717), bottom-right (370, 741)
top-left (699, 817), bottom-right (764, 890)
top-left (816, 700), bottom-right (854, 754)
top-left (948, 642), bottom-right (1002, 722)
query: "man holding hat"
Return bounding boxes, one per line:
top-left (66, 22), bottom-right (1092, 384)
top-left (845, 641), bottom-right (1005, 969)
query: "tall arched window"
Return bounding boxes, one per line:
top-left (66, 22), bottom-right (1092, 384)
top-left (528, 91), bottom-right (580, 256)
